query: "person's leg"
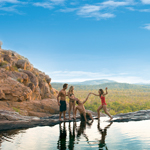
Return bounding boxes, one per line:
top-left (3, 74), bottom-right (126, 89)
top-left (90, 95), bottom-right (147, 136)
top-left (103, 105), bottom-right (113, 120)
top-left (59, 112), bottom-right (62, 121)
top-left (69, 102), bottom-right (72, 120)
top-left (87, 112), bottom-right (93, 121)
top-left (72, 102), bottom-right (75, 118)
top-left (97, 105), bottom-right (103, 119)
top-left (63, 111), bottom-right (67, 120)
top-left (83, 112), bottom-right (87, 122)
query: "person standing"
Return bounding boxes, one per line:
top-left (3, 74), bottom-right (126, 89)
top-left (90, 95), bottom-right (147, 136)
top-left (68, 86), bottom-right (76, 120)
top-left (57, 83), bottom-right (68, 121)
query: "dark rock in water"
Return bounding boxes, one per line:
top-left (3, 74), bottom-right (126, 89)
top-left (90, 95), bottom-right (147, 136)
top-left (112, 110), bottom-right (150, 122)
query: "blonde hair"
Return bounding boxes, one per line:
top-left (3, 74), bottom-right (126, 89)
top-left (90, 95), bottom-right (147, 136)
top-left (68, 86), bottom-right (74, 94)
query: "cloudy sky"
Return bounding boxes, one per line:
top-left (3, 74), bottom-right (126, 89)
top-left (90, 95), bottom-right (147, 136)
top-left (0, 0), bottom-right (150, 83)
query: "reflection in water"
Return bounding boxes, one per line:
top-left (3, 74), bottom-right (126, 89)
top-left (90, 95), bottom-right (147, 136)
top-left (76, 120), bottom-right (93, 144)
top-left (57, 122), bottom-right (67, 150)
top-left (68, 122), bottom-right (76, 150)
top-left (97, 120), bottom-right (113, 150)
top-left (57, 120), bottom-right (94, 150)
top-left (1, 119), bottom-right (150, 150)
top-left (0, 129), bottom-right (26, 149)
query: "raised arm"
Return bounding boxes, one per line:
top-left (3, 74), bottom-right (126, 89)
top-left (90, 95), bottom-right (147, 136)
top-left (83, 93), bottom-right (90, 104)
top-left (103, 87), bottom-right (108, 96)
top-left (57, 91), bottom-right (61, 106)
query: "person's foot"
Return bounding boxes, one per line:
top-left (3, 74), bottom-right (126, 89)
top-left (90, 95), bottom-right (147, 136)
top-left (69, 117), bottom-right (71, 120)
top-left (64, 118), bottom-right (68, 121)
top-left (59, 118), bottom-right (63, 121)
top-left (109, 117), bottom-right (113, 121)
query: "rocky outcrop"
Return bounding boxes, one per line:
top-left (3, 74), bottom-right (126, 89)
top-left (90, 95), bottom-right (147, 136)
top-left (112, 109), bottom-right (150, 122)
top-left (0, 49), bottom-right (58, 102)
top-left (0, 110), bottom-right (81, 131)
top-left (0, 98), bottom-right (61, 117)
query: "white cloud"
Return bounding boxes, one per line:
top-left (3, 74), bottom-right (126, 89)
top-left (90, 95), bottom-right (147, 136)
top-left (48, 71), bottom-right (150, 84)
top-left (0, 5), bottom-right (21, 13)
top-left (59, 8), bottom-right (77, 12)
top-left (50, 0), bottom-right (65, 4)
top-left (126, 7), bottom-right (135, 11)
top-left (139, 9), bottom-right (150, 12)
top-left (143, 24), bottom-right (150, 30)
top-left (141, 0), bottom-right (150, 4)
top-left (0, 0), bottom-right (20, 3)
top-left (33, 2), bottom-right (53, 9)
top-left (101, 0), bottom-right (129, 7)
top-left (77, 4), bottom-right (115, 19)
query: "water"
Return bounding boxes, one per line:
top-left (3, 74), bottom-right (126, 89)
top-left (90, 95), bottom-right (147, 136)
top-left (0, 117), bottom-right (150, 150)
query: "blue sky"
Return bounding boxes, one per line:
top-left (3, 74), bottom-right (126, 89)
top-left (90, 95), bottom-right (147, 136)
top-left (0, 0), bottom-right (150, 83)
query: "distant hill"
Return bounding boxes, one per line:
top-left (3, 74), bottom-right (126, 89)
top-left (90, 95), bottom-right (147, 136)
top-left (51, 81), bottom-right (150, 91)
top-left (73, 79), bottom-right (116, 85)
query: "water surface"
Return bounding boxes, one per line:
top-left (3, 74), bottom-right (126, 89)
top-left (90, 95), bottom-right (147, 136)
top-left (0, 117), bottom-right (150, 150)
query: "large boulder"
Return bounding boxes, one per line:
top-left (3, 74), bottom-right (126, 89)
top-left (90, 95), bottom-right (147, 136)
top-left (0, 69), bottom-right (32, 102)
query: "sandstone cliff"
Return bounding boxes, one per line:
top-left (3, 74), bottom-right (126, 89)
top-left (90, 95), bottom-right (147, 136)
top-left (0, 48), bottom-right (59, 117)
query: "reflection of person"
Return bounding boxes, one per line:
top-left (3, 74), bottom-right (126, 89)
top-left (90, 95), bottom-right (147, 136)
top-left (57, 122), bottom-right (67, 150)
top-left (57, 83), bottom-right (68, 121)
top-left (73, 94), bottom-right (93, 122)
top-left (76, 120), bottom-right (93, 143)
top-left (90, 87), bottom-right (113, 121)
top-left (97, 120), bottom-right (113, 150)
top-left (68, 86), bottom-right (76, 120)
top-left (68, 122), bottom-right (76, 150)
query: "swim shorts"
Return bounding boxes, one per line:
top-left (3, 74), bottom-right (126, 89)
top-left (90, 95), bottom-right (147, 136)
top-left (60, 100), bottom-right (67, 112)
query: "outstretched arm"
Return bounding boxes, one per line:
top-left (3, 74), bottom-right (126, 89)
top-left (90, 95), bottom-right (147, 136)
top-left (89, 92), bottom-right (99, 96)
top-left (83, 93), bottom-right (90, 104)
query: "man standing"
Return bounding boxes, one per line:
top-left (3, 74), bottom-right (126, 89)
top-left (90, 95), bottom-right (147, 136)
top-left (57, 83), bottom-right (68, 121)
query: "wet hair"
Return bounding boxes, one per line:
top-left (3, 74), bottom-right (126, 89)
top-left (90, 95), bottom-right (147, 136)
top-left (99, 89), bottom-right (104, 97)
top-left (63, 83), bottom-right (68, 88)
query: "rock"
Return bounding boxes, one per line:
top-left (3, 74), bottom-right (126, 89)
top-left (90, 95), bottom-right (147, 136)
top-left (16, 59), bottom-right (28, 70)
top-left (0, 90), bottom-right (5, 99)
top-left (3, 54), bottom-right (11, 63)
top-left (0, 110), bottom-right (81, 131)
top-left (112, 110), bottom-right (150, 122)
top-left (20, 70), bottom-right (38, 87)
top-left (0, 71), bottom-right (32, 102)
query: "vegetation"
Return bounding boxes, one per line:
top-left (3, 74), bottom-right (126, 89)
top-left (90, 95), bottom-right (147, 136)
top-left (13, 107), bottom-right (20, 113)
top-left (52, 83), bottom-right (150, 115)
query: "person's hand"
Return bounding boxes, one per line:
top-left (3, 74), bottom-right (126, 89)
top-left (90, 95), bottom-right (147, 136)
top-left (105, 87), bottom-right (108, 90)
top-left (58, 102), bottom-right (61, 106)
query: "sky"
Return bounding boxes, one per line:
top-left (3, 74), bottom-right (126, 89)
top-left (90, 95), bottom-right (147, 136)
top-left (0, 0), bottom-right (150, 84)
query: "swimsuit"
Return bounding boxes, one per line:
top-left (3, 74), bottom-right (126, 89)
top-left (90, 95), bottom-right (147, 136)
top-left (100, 96), bottom-right (107, 105)
top-left (69, 93), bottom-right (75, 103)
top-left (60, 100), bottom-right (67, 112)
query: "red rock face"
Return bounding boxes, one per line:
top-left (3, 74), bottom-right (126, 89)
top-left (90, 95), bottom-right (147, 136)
top-left (0, 49), bottom-right (59, 116)
top-left (0, 49), bottom-right (58, 102)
